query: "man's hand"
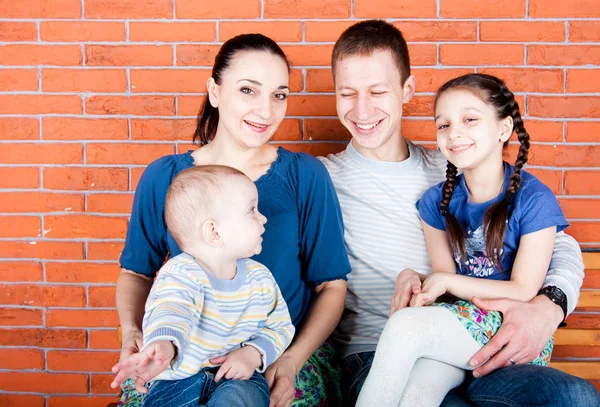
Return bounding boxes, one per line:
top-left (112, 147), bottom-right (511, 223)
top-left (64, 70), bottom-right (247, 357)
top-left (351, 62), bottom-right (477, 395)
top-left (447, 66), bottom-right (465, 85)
top-left (210, 346), bottom-right (263, 382)
top-left (111, 340), bottom-right (175, 393)
top-left (469, 296), bottom-right (561, 377)
top-left (390, 268), bottom-right (422, 315)
top-left (264, 355), bottom-right (297, 407)
top-left (410, 273), bottom-right (447, 307)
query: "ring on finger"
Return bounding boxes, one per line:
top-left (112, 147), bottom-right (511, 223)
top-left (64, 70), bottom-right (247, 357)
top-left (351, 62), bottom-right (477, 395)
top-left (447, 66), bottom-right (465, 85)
top-left (509, 357), bottom-right (516, 366)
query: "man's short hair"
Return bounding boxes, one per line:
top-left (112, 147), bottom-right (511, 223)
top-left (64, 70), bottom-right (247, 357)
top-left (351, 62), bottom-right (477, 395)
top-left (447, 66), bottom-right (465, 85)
top-left (165, 165), bottom-right (246, 250)
top-left (332, 20), bottom-right (411, 84)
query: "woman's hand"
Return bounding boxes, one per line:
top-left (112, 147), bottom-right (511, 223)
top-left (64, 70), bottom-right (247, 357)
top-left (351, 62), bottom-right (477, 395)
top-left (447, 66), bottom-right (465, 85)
top-left (264, 355), bottom-right (297, 407)
top-left (120, 328), bottom-right (144, 362)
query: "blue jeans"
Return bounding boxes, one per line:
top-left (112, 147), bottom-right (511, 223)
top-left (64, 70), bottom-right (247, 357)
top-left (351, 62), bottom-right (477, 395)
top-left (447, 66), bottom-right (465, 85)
top-left (142, 368), bottom-right (270, 407)
top-left (341, 351), bottom-right (600, 407)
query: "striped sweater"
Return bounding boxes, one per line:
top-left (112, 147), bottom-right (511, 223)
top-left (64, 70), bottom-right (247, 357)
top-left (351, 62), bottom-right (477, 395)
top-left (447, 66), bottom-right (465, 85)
top-left (142, 253), bottom-right (295, 381)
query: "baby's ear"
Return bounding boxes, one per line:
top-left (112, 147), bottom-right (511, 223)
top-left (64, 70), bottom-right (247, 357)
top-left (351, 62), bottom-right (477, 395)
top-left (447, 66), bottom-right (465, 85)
top-left (202, 219), bottom-right (223, 248)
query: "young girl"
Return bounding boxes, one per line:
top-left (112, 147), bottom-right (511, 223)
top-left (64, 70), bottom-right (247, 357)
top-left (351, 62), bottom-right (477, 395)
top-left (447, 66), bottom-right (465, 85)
top-left (356, 73), bottom-right (569, 407)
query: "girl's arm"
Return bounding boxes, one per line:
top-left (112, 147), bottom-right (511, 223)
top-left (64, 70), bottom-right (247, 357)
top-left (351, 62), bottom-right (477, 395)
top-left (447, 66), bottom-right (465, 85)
top-left (422, 221), bottom-right (458, 275)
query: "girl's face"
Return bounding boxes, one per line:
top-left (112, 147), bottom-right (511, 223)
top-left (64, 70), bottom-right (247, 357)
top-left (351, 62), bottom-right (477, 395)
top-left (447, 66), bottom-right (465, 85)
top-left (207, 50), bottom-right (289, 149)
top-left (434, 89), bottom-right (513, 173)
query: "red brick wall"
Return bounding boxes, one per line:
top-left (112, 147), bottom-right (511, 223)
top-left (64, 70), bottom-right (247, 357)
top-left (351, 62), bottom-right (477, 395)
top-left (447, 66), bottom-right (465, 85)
top-left (0, 0), bottom-right (599, 404)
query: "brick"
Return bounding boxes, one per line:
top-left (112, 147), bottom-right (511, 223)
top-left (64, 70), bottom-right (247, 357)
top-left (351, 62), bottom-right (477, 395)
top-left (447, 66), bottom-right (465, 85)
top-left (88, 286), bottom-right (116, 308)
top-left (131, 69), bottom-right (210, 93)
top-left (45, 215), bottom-right (127, 239)
top-left (0, 262), bottom-right (43, 282)
top-left (175, 0), bottom-right (260, 18)
top-left (42, 69), bottom-right (127, 93)
top-left (0, 143), bottom-right (82, 164)
top-left (86, 96), bottom-right (175, 116)
top-left (304, 21), bottom-right (355, 42)
top-left (0, 372), bottom-right (88, 393)
top-left (0, 308), bottom-right (44, 327)
top-left (0, 328), bottom-right (86, 348)
top-left (87, 143), bottom-right (174, 165)
top-left (404, 96), bottom-right (435, 117)
top-left (0, 45), bottom-right (81, 66)
top-left (272, 119), bottom-right (302, 141)
top-left (355, 0), bottom-right (436, 17)
top-left (441, 0), bottom-right (525, 17)
top-left (0, 216), bottom-right (40, 238)
top-left (277, 142), bottom-right (346, 157)
top-left (48, 396), bottom-right (119, 407)
top-left (0, 192), bottom-right (83, 213)
top-left (288, 95), bottom-right (337, 116)
top-left (43, 167), bottom-right (128, 191)
top-left (583, 270), bottom-right (600, 288)
top-left (478, 68), bottom-right (564, 93)
top-left (220, 21), bottom-right (302, 42)
top-left (0, 117), bottom-right (39, 140)
top-left (565, 171), bottom-right (600, 195)
top-left (0, 349), bottom-right (43, 369)
top-left (86, 45), bottom-right (172, 67)
top-left (412, 68), bottom-right (473, 92)
top-left (130, 119), bottom-right (196, 141)
top-left (40, 21), bottom-right (126, 42)
top-left (441, 44), bottom-right (524, 66)
top-left (306, 69), bottom-right (333, 92)
top-left (91, 374), bottom-right (116, 394)
top-left (43, 118), bottom-right (128, 141)
top-left (527, 145), bottom-right (600, 167)
top-left (46, 309), bottom-right (119, 327)
top-left (567, 70), bottom-right (600, 93)
top-left (87, 193), bottom-right (134, 214)
top-left (530, 0), bottom-right (600, 17)
top-left (87, 242), bottom-right (124, 261)
top-left (564, 314), bottom-right (600, 329)
top-left (0, 168), bottom-right (39, 188)
top-left (0, 95), bottom-right (81, 115)
top-left (47, 350), bottom-right (119, 372)
top-left (520, 120), bottom-right (563, 143)
top-left (0, 241), bottom-right (84, 259)
top-left (282, 45), bottom-right (333, 66)
top-left (553, 346), bottom-right (600, 358)
top-left (560, 199), bottom-right (600, 219)
top-left (528, 46), bottom-right (600, 66)
top-left (480, 21), bottom-right (564, 42)
top-left (394, 21), bottom-right (477, 42)
top-left (305, 119), bottom-right (350, 141)
top-left (408, 44), bottom-right (438, 66)
top-left (0, 0), bottom-right (81, 18)
top-left (264, 0), bottom-right (349, 18)
top-left (568, 222), bottom-right (600, 243)
top-left (89, 330), bottom-right (120, 349)
top-left (176, 45), bottom-right (221, 67)
top-left (130, 22), bottom-right (215, 42)
top-left (46, 262), bottom-right (120, 283)
top-left (0, 68), bottom-right (38, 92)
top-left (526, 169), bottom-right (563, 195)
top-left (0, 22), bottom-right (36, 41)
top-left (85, 0), bottom-right (171, 18)
top-left (566, 122), bottom-right (600, 142)
top-left (0, 395), bottom-right (44, 407)
top-left (130, 168), bottom-right (144, 190)
top-left (528, 97), bottom-right (600, 119)
top-left (0, 284), bottom-right (85, 307)
top-left (402, 120), bottom-right (437, 142)
top-left (569, 22), bottom-right (600, 42)
top-left (177, 95), bottom-right (206, 116)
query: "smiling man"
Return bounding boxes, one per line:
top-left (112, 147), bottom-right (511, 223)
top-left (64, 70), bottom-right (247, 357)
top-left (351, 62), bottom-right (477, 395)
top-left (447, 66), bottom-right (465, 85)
top-left (319, 20), bottom-right (600, 406)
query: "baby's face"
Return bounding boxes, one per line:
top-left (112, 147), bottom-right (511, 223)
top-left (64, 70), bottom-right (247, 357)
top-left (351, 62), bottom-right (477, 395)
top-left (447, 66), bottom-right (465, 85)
top-left (216, 176), bottom-right (267, 259)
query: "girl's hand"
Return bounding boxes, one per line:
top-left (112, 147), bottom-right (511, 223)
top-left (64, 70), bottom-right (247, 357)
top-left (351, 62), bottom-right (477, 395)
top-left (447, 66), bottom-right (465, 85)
top-left (390, 268), bottom-right (422, 315)
top-left (210, 346), bottom-right (263, 382)
top-left (411, 273), bottom-right (448, 307)
top-left (111, 340), bottom-right (176, 393)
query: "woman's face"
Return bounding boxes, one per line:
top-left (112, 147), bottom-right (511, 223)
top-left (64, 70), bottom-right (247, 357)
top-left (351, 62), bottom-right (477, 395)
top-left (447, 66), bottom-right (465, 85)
top-left (208, 50), bottom-right (289, 149)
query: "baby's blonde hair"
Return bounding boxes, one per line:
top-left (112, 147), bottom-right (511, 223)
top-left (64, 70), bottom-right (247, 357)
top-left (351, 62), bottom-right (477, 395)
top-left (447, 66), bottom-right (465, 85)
top-left (165, 165), bottom-right (246, 251)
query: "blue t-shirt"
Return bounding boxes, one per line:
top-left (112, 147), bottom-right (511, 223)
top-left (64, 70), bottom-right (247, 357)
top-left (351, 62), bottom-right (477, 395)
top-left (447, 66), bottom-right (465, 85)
top-left (120, 147), bottom-right (351, 327)
top-left (417, 162), bottom-right (569, 280)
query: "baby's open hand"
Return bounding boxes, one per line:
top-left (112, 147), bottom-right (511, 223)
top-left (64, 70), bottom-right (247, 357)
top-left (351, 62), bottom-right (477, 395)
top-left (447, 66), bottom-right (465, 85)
top-left (210, 346), bottom-right (263, 382)
top-left (110, 340), bottom-right (175, 393)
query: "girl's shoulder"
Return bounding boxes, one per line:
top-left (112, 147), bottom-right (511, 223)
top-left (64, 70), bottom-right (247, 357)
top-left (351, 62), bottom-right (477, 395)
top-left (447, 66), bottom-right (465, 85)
top-left (516, 169), bottom-right (556, 202)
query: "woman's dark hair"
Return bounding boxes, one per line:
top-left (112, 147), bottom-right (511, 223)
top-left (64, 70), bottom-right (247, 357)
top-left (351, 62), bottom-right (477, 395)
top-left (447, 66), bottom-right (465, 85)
top-left (193, 34), bottom-right (290, 146)
top-left (434, 73), bottom-right (530, 268)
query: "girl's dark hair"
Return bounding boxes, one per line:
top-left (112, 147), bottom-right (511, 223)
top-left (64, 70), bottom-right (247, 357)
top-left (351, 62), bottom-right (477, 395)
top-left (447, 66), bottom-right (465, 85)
top-left (193, 34), bottom-right (290, 146)
top-left (434, 73), bottom-right (530, 268)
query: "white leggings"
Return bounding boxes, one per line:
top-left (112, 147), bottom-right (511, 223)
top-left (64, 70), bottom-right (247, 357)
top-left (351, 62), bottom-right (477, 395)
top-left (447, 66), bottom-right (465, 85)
top-left (356, 306), bottom-right (482, 407)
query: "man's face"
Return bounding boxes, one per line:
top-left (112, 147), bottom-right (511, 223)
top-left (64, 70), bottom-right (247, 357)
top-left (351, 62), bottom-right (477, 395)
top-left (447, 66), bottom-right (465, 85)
top-left (334, 50), bottom-right (415, 161)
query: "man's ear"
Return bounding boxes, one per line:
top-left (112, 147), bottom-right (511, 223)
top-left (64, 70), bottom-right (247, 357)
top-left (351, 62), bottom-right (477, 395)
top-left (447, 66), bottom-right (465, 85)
top-left (202, 219), bottom-right (223, 248)
top-left (499, 116), bottom-right (514, 143)
top-left (206, 77), bottom-right (219, 108)
top-left (402, 75), bottom-right (416, 104)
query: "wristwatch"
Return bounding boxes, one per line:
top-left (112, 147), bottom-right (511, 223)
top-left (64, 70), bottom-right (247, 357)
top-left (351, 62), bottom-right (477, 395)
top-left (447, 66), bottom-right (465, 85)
top-left (538, 286), bottom-right (568, 325)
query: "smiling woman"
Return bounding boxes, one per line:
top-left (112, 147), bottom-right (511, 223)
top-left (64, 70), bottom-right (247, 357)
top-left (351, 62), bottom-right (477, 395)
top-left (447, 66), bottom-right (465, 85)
top-left (113, 34), bottom-right (351, 407)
